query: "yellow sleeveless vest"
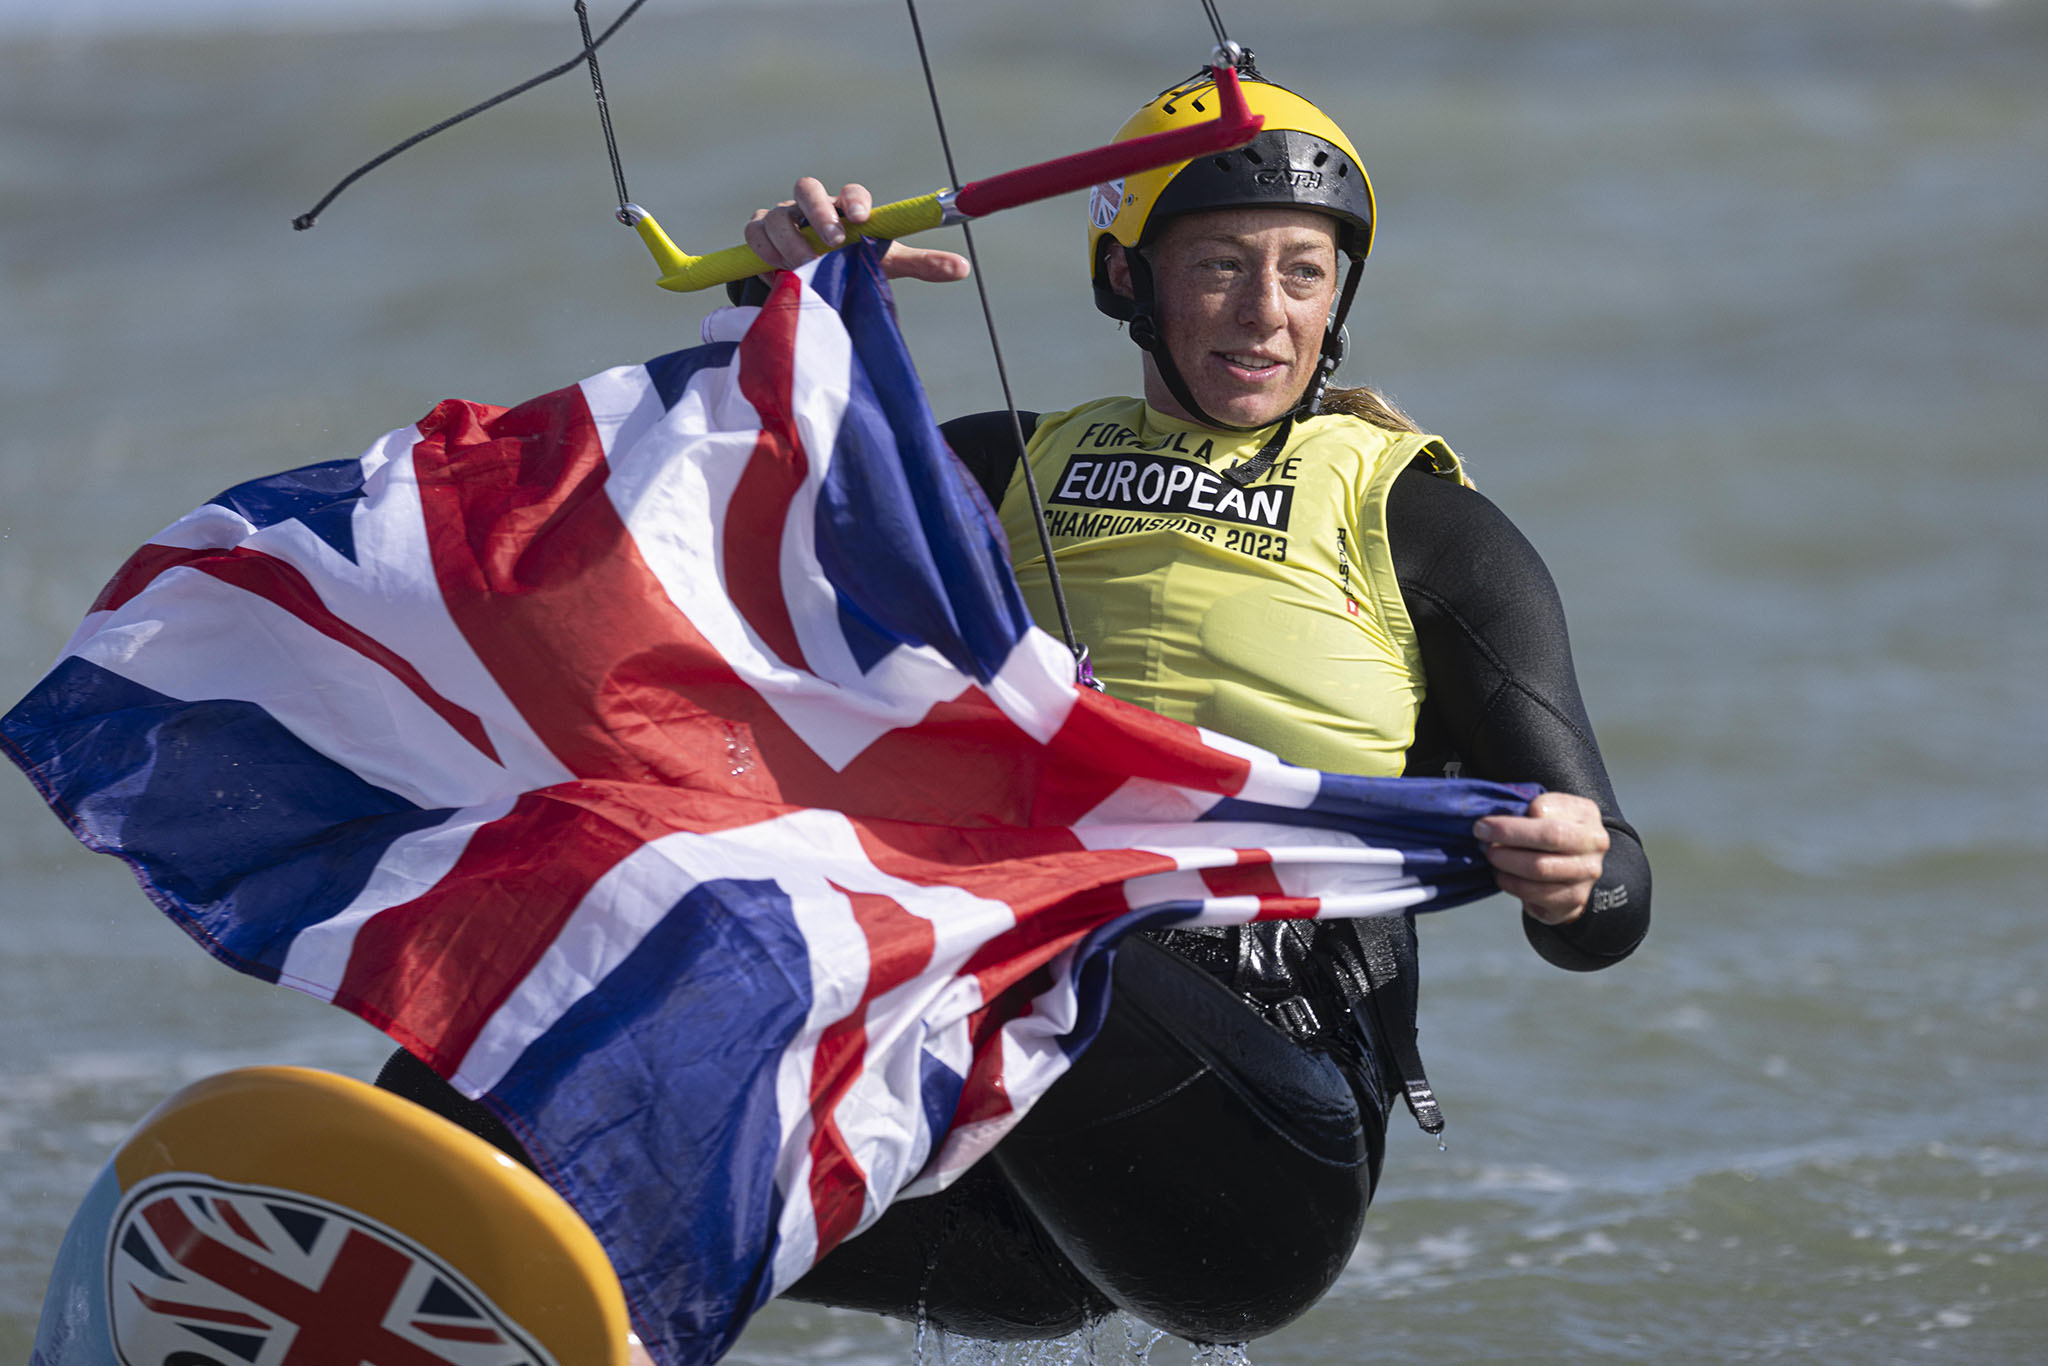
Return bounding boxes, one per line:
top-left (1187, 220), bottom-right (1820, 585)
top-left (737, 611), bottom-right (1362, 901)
top-left (997, 398), bottom-right (1465, 777)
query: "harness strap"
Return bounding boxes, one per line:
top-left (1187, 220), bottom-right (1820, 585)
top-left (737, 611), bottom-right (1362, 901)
top-left (1318, 916), bottom-right (1444, 1135)
top-left (1222, 416), bottom-right (1294, 487)
top-left (1149, 918), bottom-right (1444, 1136)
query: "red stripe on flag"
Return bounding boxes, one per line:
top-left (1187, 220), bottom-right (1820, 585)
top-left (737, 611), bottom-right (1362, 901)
top-left (1200, 855), bottom-right (1285, 904)
top-left (386, 379), bottom-right (837, 1060)
top-left (844, 816), bottom-right (1177, 1009)
top-left (1199, 853), bottom-right (1318, 918)
top-left (949, 961), bottom-right (1058, 1131)
top-left (334, 785), bottom-right (667, 1070)
top-left (1026, 689), bottom-right (1255, 827)
top-left (806, 886), bottom-right (936, 1257)
top-left (91, 543), bottom-right (216, 613)
top-left (956, 881), bottom-right (1144, 997)
top-left (725, 273), bottom-right (813, 674)
top-left (90, 542), bottom-right (500, 765)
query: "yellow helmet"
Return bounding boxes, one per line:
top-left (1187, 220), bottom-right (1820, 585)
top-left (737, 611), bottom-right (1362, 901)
top-left (1088, 67), bottom-right (1375, 322)
top-left (1087, 63), bottom-right (1376, 428)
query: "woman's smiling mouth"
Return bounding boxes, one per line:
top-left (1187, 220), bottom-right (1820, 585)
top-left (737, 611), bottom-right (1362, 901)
top-left (1216, 351), bottom-right (1286, 380)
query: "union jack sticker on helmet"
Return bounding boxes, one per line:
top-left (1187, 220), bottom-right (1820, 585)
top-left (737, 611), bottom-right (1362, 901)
top-left (1088, 179), bottom-right (1125, 230)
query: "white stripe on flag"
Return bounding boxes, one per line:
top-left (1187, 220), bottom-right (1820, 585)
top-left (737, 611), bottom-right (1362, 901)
top-left (345, 436), bottom-right (570, 791)
top-left (1073, 775), bottom-right (1226, 831)
top-left (1194, 726), bottom-right (1326, 810)
top-left (982, 629), bottom-right (1082, 746)
top-left (580, 364), bottom-right (671, 474)
top-left (56, 504), bottom-right (264, 662)
top-left (279, 798), bottom-right (514, 1003)
top-left (71, 577), bottom-right (514, 811)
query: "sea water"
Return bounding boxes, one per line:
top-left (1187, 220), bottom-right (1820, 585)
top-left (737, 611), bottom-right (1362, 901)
top-left (3, 0), bottom-right (2044, 1360)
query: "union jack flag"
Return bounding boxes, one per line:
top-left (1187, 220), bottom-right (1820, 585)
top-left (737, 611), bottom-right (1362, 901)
top-left (2, 243), bottom-right (1531, 1364)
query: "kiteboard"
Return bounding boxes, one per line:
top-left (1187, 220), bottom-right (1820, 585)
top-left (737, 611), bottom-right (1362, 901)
top-left (31, 1065), bottom-right (632, 1366)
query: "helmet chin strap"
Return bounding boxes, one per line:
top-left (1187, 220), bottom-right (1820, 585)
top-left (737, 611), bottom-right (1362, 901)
top-left (1301, 252), bottom-right (1365, 417)
top-left (1123, 246), bottom-right (1366, 433)
top-left (1122, 247), bottom-right (1246, 432)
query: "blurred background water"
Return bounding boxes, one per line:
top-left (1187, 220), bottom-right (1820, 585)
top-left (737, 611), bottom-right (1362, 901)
top-left (2, 0), bottom-right (2044, 1360)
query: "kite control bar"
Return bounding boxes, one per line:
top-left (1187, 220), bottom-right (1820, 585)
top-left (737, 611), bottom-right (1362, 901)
top-left (624, 60), bottom-right (1264, 293)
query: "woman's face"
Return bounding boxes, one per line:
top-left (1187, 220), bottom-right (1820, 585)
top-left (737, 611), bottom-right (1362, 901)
top-left (1111, 207), bottom-right (1341, 430)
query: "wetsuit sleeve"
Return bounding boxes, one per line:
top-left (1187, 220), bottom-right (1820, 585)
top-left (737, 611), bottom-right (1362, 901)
top-left (940, 411), bottom-right (1040, 506)
top-left (1387, 463), bottom-right (1651, 971)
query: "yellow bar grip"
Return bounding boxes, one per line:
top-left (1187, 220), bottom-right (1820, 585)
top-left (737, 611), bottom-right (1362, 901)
top-left (634, 192), bottom-right (948, 293)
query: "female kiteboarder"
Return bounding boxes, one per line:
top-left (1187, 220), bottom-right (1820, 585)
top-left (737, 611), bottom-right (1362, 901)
top-left (379, 60), bottom-right (1651, 1348)
top-left (706, 61), bottom-right (1655, 1344)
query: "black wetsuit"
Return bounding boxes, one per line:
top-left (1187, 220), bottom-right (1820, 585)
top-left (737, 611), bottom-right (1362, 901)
top-left (377, 409), bottom-right (1650, 1346)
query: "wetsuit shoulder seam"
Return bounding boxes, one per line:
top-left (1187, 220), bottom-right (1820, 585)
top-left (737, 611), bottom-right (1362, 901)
top-left (1401, 579), bottom-right (1600, 757)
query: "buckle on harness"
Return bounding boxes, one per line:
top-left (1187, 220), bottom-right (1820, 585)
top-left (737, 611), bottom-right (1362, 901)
top-left (1263, 994), bottom-right (1323, 1041)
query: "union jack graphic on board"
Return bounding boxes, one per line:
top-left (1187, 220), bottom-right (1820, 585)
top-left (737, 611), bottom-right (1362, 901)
top-left (108, 1176), bottom-right (549, 1366)
top-left (4, 243), bottom-right (1531, 1363)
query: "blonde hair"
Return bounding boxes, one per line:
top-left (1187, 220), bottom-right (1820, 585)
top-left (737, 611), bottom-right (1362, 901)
top-left (1318, 383), bottom-right (1421, 434)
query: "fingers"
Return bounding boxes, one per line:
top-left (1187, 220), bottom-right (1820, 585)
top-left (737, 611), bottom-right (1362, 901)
top-left (742, 180), bottom-right (967, 285)
top-left (1474, 791), bottom-right (1609, 926)
top-left (1494, 870), bottom-right (1595, 925)
top-left (1482, 843), bottom-right (1605, 918)
top-left (1480, 842), bottom-right (1607, 884)
top-left (744, 204), bottom-right (806, 272)
top-left (744, 178), bottom-right (827, 270)
top-left (745, 179), bottom-right (877, 271)
top-left (878, 242), bottom-right (972, 283)
top-left (744, 178), bottom-right (844, 270)
top-left (802, 178), bottom-right (858, 246)
top-left (1473, 792), bottom-right (1609, 857)
top-left (833, 182), bottom-right (873, 230)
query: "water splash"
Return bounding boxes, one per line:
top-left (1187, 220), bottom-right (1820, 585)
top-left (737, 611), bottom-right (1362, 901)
top-left (723, 721), bottom-right (755, 777)
top-left (911, 1316), bottom-right (1247, 1365)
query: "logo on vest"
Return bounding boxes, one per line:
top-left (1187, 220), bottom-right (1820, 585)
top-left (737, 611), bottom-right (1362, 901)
top-left (106, 1174), bottom-right (558, 1366)
top-left (1049, 449), bottom-right (1293, 532)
